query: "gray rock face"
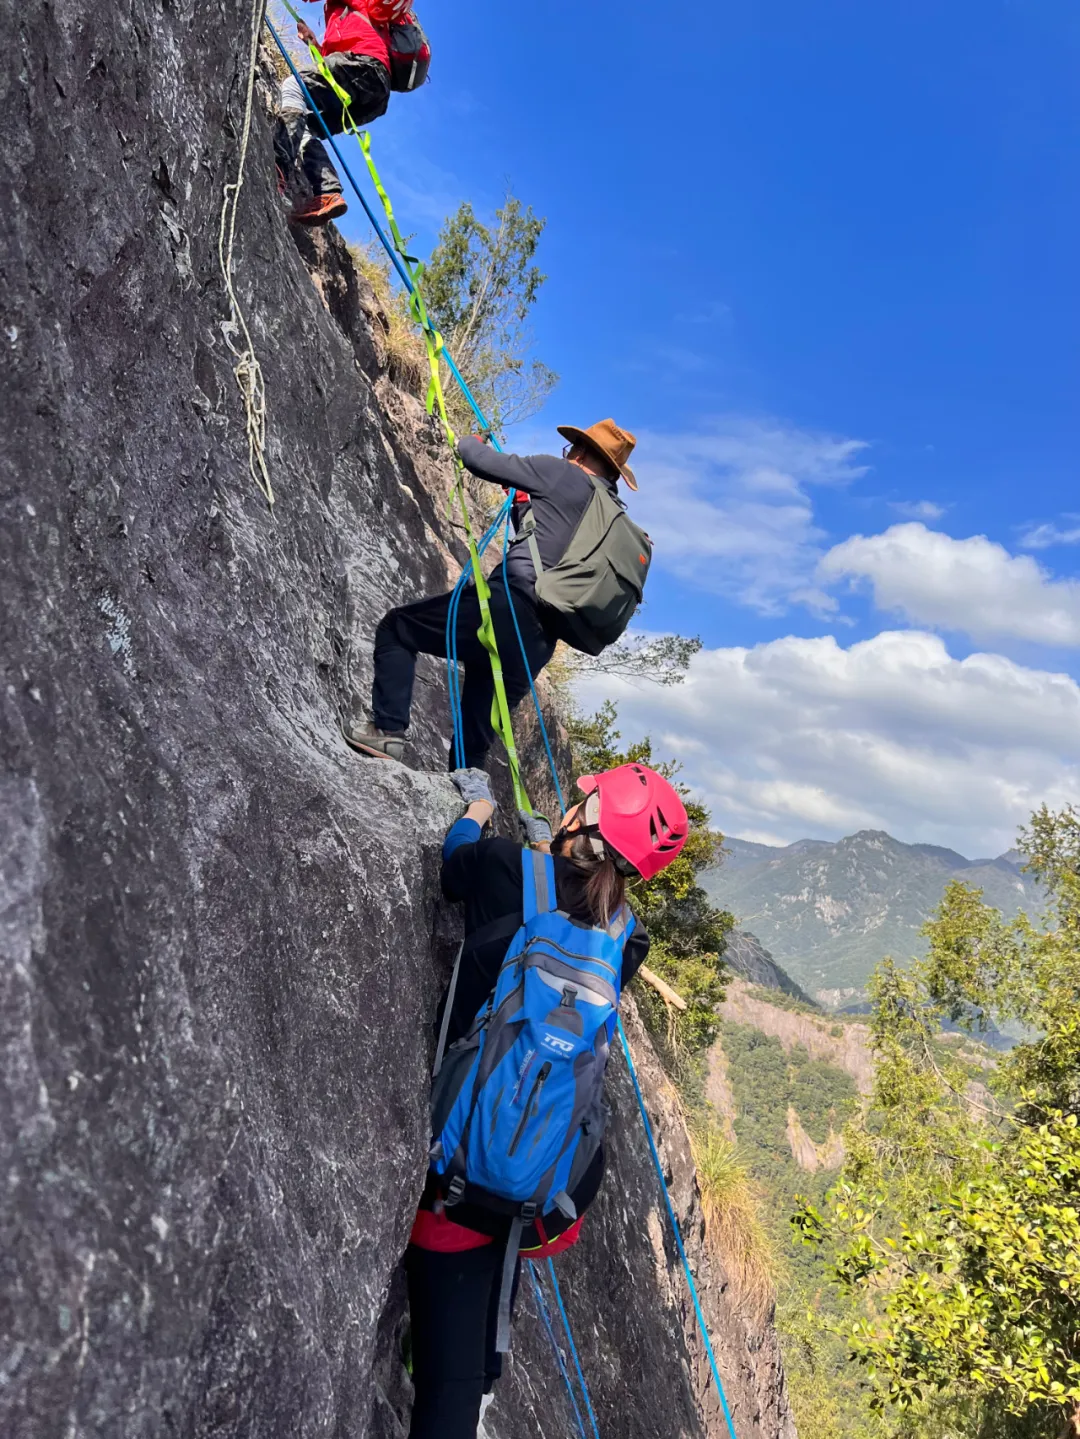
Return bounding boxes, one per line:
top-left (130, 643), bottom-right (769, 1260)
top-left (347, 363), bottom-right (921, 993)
top-left (0, 3), bottom-right (793, 1435)
top-left (722, 931), bottom-right (815, 1006)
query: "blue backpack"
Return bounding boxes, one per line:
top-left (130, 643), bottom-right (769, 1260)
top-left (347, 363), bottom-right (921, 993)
top-left (429, 848), bottom-right (633, 1350)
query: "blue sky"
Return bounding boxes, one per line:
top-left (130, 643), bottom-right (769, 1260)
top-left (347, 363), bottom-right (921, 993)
top-left (286, 0), bottom-right (1080, 853)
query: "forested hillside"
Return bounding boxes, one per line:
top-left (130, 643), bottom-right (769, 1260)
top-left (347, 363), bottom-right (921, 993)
top-left (706, 808), bottom-right (1080, 1439)
top-left (701, 830), bottom-right (1041, 1000)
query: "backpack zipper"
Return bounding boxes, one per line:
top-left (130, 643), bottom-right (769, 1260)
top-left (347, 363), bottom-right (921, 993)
top-left (527, 938), bottom-right (619, 982)
top-left (507, 1061), bottom-right (552, 1156)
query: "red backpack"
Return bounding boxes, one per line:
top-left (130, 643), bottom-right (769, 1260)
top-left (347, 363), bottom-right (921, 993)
top-left (384, 12), bottom-right (431, 91)
top-left (356, 1), bottom-right (431, 91)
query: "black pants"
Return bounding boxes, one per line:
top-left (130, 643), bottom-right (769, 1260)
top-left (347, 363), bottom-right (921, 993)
top-left (372, 581), bottom-right (556, 770)
top-left (274, 53), bottom-right (390, 196)
top-left (405, 1243), bottom-right (520, 1439)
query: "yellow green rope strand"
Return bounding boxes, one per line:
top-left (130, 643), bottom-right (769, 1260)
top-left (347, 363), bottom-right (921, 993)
top-left (273, 7), bottom-right (531, 810)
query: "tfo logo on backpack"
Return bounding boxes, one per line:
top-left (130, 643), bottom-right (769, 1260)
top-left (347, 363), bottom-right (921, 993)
top-left (542, 1032), bottom-right (575, 1056)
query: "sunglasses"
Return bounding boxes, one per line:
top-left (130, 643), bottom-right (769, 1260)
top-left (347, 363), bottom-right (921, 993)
top-left (563, 442), bottom-right (619, 479)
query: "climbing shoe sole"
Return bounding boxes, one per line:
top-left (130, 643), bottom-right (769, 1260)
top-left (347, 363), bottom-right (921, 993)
top-left (289, 195), bottom-right (348, 227)
top-left (342, 727), bottom-right (406, 763)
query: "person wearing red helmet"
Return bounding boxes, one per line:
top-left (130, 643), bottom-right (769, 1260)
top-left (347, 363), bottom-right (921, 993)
top-left (403, 762), bottom-right (689, 1439)
top-left (273, 0), bottom-right (429, 227)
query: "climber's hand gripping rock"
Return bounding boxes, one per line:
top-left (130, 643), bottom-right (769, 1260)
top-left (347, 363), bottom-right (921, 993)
top-left (450, 768), bottom-right (496, 812)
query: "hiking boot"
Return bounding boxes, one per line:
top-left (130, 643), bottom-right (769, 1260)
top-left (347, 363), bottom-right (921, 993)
top-left (344, 721), bottom-right (406, 762)
top-left (290, 193), bottom-right (348, 227)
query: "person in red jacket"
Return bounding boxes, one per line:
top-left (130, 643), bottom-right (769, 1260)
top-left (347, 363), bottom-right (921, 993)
top-left (274, 0), bottom-right (410, 227)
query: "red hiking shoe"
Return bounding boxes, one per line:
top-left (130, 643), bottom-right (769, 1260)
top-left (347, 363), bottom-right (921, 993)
top-left (289, 193), bottom-right (348, 227)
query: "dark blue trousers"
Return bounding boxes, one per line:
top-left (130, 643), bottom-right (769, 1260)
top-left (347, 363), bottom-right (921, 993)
top-left (371, 580), bottom-right (555, 769)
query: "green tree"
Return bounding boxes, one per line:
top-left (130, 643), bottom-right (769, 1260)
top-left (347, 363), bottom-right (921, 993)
top-left (794, 805), bottom-right (1080, 1438)
top-left (425, 194), bottom-right (557, 433)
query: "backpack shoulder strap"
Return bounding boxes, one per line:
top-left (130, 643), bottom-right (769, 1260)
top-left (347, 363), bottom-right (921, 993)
top-left (606, 905), bottom-right (636, 943)
top-left (432, 939), bottom-right (464, 1078)
top-left (522, 847), bottom-right (556, 921)
top-left (519, 506), bottom-right (544, 577)
top-left (586, 472), bottom-right (626, 512)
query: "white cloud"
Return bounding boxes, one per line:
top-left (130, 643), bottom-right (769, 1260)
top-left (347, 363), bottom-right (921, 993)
top-left (890, 499), bottom-right (946, 520)
top-left (730, 828), bottom-right (794, 847)
top-left (1020, 517), bottom-right (1080, 550)
top-left (821, 523), bottom-right (1080, 646)
top-left (629, 419), bottom-right (869, 615)
top-left (576, 629), bottom-right (1080, 855)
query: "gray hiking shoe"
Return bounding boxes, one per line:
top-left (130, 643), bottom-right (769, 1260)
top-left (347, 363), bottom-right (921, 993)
top-left (344, 721), bottom-right (406, 762)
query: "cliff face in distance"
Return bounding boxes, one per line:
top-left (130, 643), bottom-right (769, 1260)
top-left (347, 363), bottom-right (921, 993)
top-left (721, 929), bottom-right (815, 1005)
top-left (1, 3), bottom-right (793, 1436)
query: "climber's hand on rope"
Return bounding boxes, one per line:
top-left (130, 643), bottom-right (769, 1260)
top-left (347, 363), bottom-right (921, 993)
top-left (451, 767), bottom-right (496, 813)
top-left (296, 19), bottom-right (318, 46)
top-left (518, 811), bottom-right (553, 850)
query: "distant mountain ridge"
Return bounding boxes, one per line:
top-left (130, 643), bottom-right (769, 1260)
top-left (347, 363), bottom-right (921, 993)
top-left (702, 829), bottom-right (1042, 1001)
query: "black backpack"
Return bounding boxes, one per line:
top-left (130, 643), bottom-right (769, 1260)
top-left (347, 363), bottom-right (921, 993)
top-left (385, 14), bottom-right (431, 92)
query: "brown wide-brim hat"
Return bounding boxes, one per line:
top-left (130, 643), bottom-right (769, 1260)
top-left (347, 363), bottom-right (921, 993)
top-left (557, 418), bottom-right (638, 490)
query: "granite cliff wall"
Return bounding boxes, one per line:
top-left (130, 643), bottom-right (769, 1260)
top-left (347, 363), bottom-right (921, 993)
top-left (0, 3), bottom-right (793, 1434)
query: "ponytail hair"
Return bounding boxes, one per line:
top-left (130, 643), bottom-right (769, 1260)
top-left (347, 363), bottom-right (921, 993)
top-left (562, 831), bottom-right (627, 927)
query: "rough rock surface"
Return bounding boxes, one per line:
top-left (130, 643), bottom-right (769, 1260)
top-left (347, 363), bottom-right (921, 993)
top-left (722, 930), bottom-right (814, 1005)
top-left (1, 3), bottom-right (793, 1435)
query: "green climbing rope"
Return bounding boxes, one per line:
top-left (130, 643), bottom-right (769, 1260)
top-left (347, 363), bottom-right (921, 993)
top-left (276, 5), bottom-right (530, 812)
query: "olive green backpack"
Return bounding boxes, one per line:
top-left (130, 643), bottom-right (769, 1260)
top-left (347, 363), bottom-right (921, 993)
top-left (521, 477), bottom-right (652, 656)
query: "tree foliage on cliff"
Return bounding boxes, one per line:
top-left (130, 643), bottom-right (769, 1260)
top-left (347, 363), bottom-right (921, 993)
top-left (568, 701), bottom-right (731, 1056)
top-left (424, 194), bottom-right (557, 433)
top-left (794, 805), bottom-right (1080, 1438)
top-left (559, 633), bottom-right (703, 688)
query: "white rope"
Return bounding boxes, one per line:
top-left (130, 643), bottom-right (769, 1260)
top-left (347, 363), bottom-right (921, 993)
top-left (217, 0), bottom-right (274, 505)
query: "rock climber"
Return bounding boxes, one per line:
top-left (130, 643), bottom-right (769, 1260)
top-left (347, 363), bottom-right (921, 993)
top-left (405, 761), bottom-right (689, 1438)
top-left (274, 0), bottom-right (430, 227)
top-left (346, 419), bottom-right (643, 765)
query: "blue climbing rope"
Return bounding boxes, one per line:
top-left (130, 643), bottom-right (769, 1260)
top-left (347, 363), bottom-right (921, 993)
top-left (527, 1262), bottom-right (588, 1439)
top-left (502, 520), bottom-right (567, 814)
top-left (265, 18), bottom-right (568, 807)
top-left (546, 1258), bottom-right (601, 1439)
top-left (266, 34), bottom-right (738, 1439)
top-left (616, 1017), bottom-right (739, 1439)
top-left (444, 496), bottom-right (513, 770)
top-left (266, 17), bottom-right (500, 447)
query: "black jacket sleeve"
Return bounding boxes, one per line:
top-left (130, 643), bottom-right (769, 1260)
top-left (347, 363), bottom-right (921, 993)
top-left (457, 438), bottom-right (574, 502)
top-left (457, 436), bottom-right (536, 490)
top-left (440, 834), bottom-right (480, 902)
top-left (622, 925), bottom-right (650, 986)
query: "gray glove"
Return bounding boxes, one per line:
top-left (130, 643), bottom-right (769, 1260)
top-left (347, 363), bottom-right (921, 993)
top-left (451, 768), bottom-right (496, 810)
top-left (518, 810), bottom-right (553, 847)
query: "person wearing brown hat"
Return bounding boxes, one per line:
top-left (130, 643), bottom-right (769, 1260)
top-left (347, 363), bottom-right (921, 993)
top-left (347, 420), bottom-right (641, 767)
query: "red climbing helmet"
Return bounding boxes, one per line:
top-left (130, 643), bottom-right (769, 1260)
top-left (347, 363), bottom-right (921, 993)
top-left (576, 763), bottom-right (690, 881)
